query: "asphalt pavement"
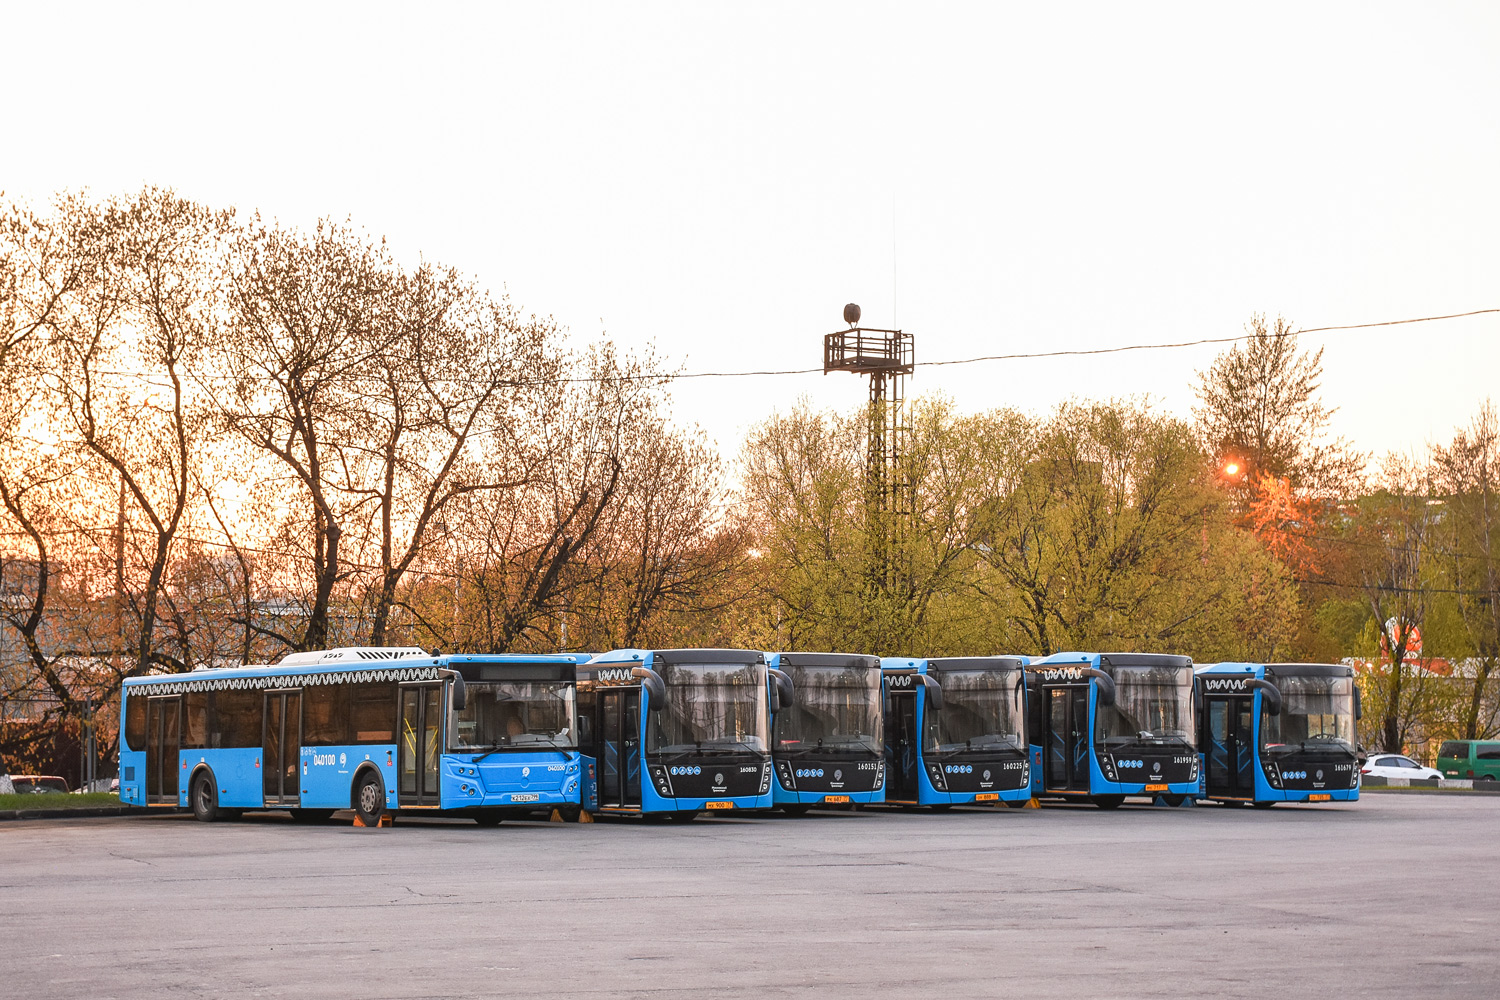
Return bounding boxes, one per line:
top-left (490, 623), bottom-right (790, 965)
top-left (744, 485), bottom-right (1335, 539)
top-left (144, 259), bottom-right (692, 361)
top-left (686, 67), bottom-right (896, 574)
top-left (1, 795), bottom-right (1493, 999)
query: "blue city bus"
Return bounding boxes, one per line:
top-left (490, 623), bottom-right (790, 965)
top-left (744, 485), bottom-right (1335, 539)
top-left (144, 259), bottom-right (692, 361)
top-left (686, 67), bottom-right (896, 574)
top-left (766, 652), bottom-right (884, 814)
top-left (576, 648), bottom-right (773, 820)
top-left (1026, 652), bottom-right (1199, 808)
top-left (118, 647), bottom-right (587, 826)
top-left (880, 656), bottom-right (1032, 808)
top-left (1196, 662), bottom-right (1361, 807)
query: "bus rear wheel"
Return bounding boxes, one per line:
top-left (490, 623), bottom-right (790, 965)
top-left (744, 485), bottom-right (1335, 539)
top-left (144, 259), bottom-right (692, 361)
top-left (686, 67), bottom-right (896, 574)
top-left (1091, 795), bottom-right (1125, 810)
top-left (354, 771), bottom-right (386, 827)
top-left (191, 771), bottom-right (220, 823)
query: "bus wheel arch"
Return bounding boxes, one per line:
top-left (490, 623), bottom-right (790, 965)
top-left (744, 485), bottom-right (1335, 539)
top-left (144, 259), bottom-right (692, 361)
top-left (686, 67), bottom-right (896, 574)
top-left (352, 765), bottom-right (387, 825)
top-left (189, 766), bottom-right (220, 822)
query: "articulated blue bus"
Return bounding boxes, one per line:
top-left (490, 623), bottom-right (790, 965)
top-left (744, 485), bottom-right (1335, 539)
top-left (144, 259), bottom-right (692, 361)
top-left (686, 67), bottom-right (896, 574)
top-left (1026, 652), bottom-right (1199, 808)
top-left (118, 648), bottom-right (586, 825)
top-left (880, 656), bottom-right (1032, 808)
top-left (1196, 662), bottom-right (1361, 807)
top-left (766, 652), bottom-right (884, 813)
top-left (576, 648), bottom-right (773, 820)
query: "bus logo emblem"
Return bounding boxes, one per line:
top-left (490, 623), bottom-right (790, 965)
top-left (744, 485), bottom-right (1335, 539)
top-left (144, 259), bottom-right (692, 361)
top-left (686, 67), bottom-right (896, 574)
top-left (835, 769), bottom-right (843, 781)
top-left (714, 773), bottom-right (724, 784)
top-left (522, 766), bottom-right (531, 777)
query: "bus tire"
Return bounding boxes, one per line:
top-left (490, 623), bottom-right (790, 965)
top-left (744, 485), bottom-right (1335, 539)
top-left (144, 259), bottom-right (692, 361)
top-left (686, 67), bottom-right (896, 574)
top-left (1091, 795), bottom-right (1125, 810)
top-left (929, 804), bottom-right (953, 812)
top-left (667, 810), bottom-right (698, 822)
top-left (190, 770), bottom-right (220, 823)
top-left (780, 805), bottom-right (811, 817)
top-left (1252, 800), bottom-right (1275, 809)
top-left (1006, 799), bottom-right (1029, 809)
top-left (291, 809), bottom-right (334, 823)
top-left (474, 810), bottom-right (503, 827)
top-left (1162, 794), bottom-right (1187, 807)
top-left (353, 770), bottom-right (386, 827)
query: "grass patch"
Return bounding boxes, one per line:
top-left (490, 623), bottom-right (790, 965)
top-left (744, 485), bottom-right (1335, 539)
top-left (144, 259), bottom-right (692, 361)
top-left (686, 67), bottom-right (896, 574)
top-left (0, 792), bottom-right (121, 811)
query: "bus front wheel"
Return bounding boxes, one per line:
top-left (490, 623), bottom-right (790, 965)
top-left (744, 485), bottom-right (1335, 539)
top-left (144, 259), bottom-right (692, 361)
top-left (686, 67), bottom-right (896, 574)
top-left (354, 771), bottom-right (386, 827)
top-left (191, 771), bottom-right (220, 823)
top-left (291, 809), bottom-right (334, 823)
top-left (780, 805), bottom-right (811, 817)
top-left (1091, 795), bottom-right (1125, 810)
top-left (474, 810), bottom-right (503, 827)
top-left (1162, 794), bottom-right (1187, 807)
top-left (667, 810), bottom-right (698, 823)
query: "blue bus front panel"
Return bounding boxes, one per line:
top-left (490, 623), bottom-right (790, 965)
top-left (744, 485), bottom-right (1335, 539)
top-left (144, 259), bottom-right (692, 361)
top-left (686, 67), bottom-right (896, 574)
top-left (1251, 760), bottom-right (1359, 803)
top-left (642, 761), bottom-right (772, 813)
top-left (922, 756), bottom-right (1031, 805)
top-left (1085, 749), bottom-right (1198, 798)
top-left (440, 752), bottom-right (581, 810)
top-left (772, 759), bottom-right (885, 806)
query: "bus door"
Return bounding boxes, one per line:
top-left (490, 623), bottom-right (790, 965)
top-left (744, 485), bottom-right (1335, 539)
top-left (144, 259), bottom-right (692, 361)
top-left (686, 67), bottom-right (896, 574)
top-left (262, 689), bottom-right (302, 807)
top-left (1045, 685), bottom-right (1090, 792)
top-left (145, 695), bottom-right (181, 805)
top-left (884, 689), bottom-right (919, 801)
top-left (1204, 695), bottom-right (1256, 798)
top-left (599, 688), bottom-right (641, 809)
top-left (399, 683), bottom-right (443, 807)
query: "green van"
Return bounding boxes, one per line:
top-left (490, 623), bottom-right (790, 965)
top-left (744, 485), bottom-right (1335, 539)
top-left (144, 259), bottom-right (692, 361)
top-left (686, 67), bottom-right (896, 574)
top-left (1437, 740), bottom-right (1500, 781)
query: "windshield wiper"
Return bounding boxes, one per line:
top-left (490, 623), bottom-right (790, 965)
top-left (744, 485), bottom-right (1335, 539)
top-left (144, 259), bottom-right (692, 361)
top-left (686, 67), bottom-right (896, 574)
top-left (699, 740), bottom-right (762, 754)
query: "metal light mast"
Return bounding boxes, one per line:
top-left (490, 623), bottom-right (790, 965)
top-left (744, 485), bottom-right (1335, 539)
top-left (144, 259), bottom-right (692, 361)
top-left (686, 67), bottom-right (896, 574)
top-left (823, 303), bottom-right (914, 593)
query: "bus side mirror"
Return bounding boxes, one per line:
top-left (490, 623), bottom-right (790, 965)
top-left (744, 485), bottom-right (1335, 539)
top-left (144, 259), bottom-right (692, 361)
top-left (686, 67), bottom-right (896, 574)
top-left (631, 667), bottom-right (666, 711)
top-left (442, 670), bottom-right (467, 713)
top-left (1353, 684), bottom-right (1363, 721)
top-left (769, 668), bottom-right (795, 713)
top-left (1083, 668), bottom-right (1115, 707)
top-left (1246, 679), bottom-right (1281, 717)
top-left (920, 674), bottom-right (944, 713)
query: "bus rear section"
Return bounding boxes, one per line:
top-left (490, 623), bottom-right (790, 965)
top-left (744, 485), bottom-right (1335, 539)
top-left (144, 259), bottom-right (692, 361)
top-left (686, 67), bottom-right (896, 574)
top-left (1027, 652), bottom-right (1199, 809)
top-left (1196, 662), bottom-right (1360, 806)
top-left (118, 648), bottom-right (585, 825)
top-left (768, 652), bottom-right (884, 813)
top-left (880, 656), bottom-right (1032, 808)
top-left (577, 648), bottom-right (773, 820)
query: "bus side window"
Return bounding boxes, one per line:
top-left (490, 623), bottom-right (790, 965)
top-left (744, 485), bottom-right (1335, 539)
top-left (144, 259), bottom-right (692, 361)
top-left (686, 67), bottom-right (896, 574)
top-left (577, 710), bottom-right (593, 754)
top-left (212, 688), bottom-right (263, 748)
top-left (350, 682), bottom-right (397, 743)
top-left (124, 694), bottom-right (147, 752)
top-left (183, 692), bottom-right (208, 749)
top-left (304, 685), bottom-right (349, 745)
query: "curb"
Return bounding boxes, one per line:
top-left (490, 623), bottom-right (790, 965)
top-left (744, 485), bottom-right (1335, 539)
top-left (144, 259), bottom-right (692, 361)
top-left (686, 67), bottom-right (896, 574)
top-left (0, 806), bottom-right (147, 822)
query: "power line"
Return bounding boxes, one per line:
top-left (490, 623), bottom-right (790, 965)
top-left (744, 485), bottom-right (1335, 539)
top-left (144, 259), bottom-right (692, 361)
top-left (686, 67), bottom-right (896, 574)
top-left (8, 308), bottom-right (1497, 386)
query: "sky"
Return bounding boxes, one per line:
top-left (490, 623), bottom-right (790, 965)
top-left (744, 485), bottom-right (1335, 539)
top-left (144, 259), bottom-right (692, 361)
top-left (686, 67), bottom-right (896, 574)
top-left (6, 2), bottom-right (1498, 471)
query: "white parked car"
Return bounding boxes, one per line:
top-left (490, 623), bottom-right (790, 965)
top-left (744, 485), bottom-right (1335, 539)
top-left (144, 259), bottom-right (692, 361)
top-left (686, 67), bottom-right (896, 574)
top-left (1361, 754), bottom-right (1442, 781)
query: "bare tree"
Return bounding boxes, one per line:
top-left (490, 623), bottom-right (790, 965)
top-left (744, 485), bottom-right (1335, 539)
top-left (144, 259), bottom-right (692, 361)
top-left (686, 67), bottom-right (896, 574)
top-left (1432, 402), bottom-right (1500, 739)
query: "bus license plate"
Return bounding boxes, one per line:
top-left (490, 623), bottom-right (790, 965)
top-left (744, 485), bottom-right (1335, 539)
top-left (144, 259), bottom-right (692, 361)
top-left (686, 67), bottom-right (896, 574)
top-left (509, 793), bottom-right (540, 802)
top-left (823, 795), bottom-right (850, 804)
top-left (1145, 784), bottom-right (1169, 792)
top-left (705, 801), bottom-right (734, 810)
top-left (1309, 794), bottom-right (1331, 801)
top-left (975, 793), bottom-right (999, 801)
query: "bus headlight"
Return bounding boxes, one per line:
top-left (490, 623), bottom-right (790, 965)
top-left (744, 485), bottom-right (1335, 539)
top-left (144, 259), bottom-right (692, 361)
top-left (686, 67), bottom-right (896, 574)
top-left (1098, 755), bottom-right (1118, 782)
top-left (1263, 762), bottom-right (1282, 789)
top-left (759, 765), bottom-right (771, 795)
top-left (927, 762), bottom-right (948, 791)
top-left (875, 763), bottom-right (884, 790)
top-left (775, 759), bottom-right (795, 790)
top-left (648, 764), bottom-right (674, 797)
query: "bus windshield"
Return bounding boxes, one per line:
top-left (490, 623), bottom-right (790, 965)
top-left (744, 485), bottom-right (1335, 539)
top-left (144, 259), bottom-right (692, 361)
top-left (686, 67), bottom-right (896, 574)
top-left (1261, 675), bottom-right (1356, 751)
top-left (774, 664), bottom-right (881, 754)
top-left (925, 666), bottom-right (1027, 753)
top-left (452, 681), bottom-right (576, 750)
top-left (1095, 664), bottom-right (1195, 746)
top-left (650, 661), bottom-right (770, 754)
